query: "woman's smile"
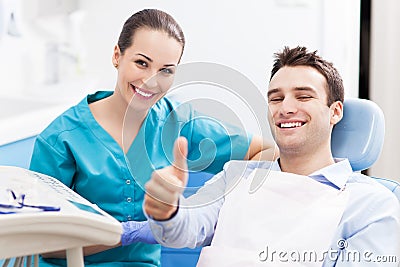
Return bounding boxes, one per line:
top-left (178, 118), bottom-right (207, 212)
top-left (130, 84), bottom-right (157, 99)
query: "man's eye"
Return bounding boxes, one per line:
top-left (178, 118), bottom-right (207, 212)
top-left (298, 95), bottom-right (313, 100)
top-left (269, 97), bottom-right (283, 102)
top-left (135, 60), bottom-right (148, 68)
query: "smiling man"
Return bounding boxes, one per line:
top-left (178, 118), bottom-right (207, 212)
top-left (144, 46), bottom-right (400, 266)
top-left (266, 48), bottom-right (343, 176)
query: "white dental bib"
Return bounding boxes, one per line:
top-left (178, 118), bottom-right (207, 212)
top-left (196, 169), bottom-right (349, 267)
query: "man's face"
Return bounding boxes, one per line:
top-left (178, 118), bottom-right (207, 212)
top-left (267, 66), bottom-right (342, 156)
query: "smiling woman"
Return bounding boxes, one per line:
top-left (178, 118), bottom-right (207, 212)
top-left (90, 27), bottom-right (184, 151)
top-left (27, 8), bottom-right (275, 267)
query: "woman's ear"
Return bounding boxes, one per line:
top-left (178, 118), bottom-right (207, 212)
top-left (112, 45), bottom-right (121, 68)
top-left (330, 101), bottom-right (344, 125)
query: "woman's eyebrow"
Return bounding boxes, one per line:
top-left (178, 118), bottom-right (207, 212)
top-left (136, 53), bottom-right (176, 67)
top-left (137, 53), bottom-right (153, 62)
top-left (163, 64), bottom-right (177, 67)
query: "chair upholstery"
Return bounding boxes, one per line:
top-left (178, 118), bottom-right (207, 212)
top-left (330, 98), bottom-right (400, 200)
top-left (331, 98), bottom-right (385, 172)
top-left (372, 177), bottom-right (400, 200)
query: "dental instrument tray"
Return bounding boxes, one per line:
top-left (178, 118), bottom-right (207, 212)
top-left (0, 166), bottom-right (122, 266)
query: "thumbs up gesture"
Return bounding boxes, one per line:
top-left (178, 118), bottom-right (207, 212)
top-left (144, 137), bottom-right (188, 220)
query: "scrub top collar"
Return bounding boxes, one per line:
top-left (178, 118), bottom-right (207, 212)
top-left (77, 91), bottom-right (149, 157)
top-left (77, 91), bottom-right (123, 156)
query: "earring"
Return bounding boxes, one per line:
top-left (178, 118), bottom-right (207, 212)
top-left (114, 63), bottom-right (118, 68)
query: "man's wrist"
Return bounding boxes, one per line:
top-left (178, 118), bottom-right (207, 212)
top-left (149, 198), bottom-right (180, 221)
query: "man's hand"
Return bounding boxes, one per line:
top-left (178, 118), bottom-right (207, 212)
top-left (144, 137), bottom-right (188, 220)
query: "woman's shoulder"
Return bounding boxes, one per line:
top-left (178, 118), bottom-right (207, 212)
top-left (38, 94), bottom-right (93, 140)
top-left (152, 96), bottom-right (194, 122)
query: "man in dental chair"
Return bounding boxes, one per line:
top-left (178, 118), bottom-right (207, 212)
top-left (143, 46), bottom-right (400, 266)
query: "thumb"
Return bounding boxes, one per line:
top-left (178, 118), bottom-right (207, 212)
top-left (173, 136), bottom-right (188, 184)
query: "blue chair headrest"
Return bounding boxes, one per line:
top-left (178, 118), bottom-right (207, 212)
top-left (331, 98), bottom-right (385, 171)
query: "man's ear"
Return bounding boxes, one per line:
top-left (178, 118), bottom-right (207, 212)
top-left (330, 101), bottom-right (343, 125)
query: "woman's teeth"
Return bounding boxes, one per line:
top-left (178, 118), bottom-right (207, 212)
top-left (134, 87), bottom-right (153, 98)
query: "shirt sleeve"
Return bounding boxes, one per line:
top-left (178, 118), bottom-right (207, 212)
top-left (146, 161), bottom-right (255, 248)
top-left (29, 135), bottom-right (76, 187)
top-left (147, 164), bottom-right (229, 248)
top-left (331, 191), bottom-right (400, 267)
top-left (185, 108), bottom-right (252, 174)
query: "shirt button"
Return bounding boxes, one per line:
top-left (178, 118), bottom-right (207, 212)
top-left (127, 215), bottom-right (132, 220)
top-left (126, 179), bottom-right (131, 185)
top-left (127, 197), bottom-right (132, 202)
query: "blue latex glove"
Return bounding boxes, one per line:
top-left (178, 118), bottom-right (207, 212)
top-left (121, 220), bottom-right (158, 245)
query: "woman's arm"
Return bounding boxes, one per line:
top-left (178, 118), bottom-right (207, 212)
top-left (41, 244), bottom-right (120, 258)
top-left (41, 220), bottom-right (157, 258)
top-left (244, 135), bottom-right (278, 161)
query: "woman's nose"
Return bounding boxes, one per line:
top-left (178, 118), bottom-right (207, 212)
top-left (143, 70), bottom-right (159, 89)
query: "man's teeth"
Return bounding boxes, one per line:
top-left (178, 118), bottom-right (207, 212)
top-left (280, 122), bottom-right (303, 128)
top-left (135, 87), bottom-right (153, 98)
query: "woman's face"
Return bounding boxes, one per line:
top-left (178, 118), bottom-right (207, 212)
top-left (113, 28), bottom-right (183, 111)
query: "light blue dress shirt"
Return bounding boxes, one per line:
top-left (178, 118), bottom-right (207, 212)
top-left (29, 91), bottom-right (251, 266)
top-left (148, 159), bottom-right (400, 266)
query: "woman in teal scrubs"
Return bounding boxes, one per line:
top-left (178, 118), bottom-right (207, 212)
top-left (29, 9), bottom-right (275, 266)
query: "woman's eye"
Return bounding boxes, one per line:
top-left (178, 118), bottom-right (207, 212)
top-left (160, 68), bottom-right (175, 75)
top-left (135, 60), bottom-right (148, 68)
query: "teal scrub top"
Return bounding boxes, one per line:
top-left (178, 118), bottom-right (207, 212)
top-left (29, 91), bottom-right (251, 266)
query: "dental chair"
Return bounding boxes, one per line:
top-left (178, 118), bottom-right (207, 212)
top-left (161, 97), bottom-right (400, 267)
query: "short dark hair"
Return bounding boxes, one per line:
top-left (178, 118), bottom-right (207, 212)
top-left (117, 9), bottom-right (185, 58)
top-left (270, 46), bottom-right (344, 105)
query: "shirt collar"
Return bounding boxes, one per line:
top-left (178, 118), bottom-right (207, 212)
top-left (309, 158), bottom-right (352, 189)
top-left (270, 160), bottom-right (282, 171)
top-left (272, 158), bottom-right (353, 189)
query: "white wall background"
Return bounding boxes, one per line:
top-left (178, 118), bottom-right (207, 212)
top-left (0, 0), bottom-right (360, 100)
top-left (0, 0), bottom-right (361, 145)
top-left (369, 0), bottom-right (400, 181)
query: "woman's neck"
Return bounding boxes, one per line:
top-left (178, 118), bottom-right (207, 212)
top-left (89, 93), bottom-right (148, 152)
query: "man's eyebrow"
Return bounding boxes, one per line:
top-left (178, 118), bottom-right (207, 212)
top-left (267, 87), bottom-right (318, 98)
top-left (294, 87), bottom-right (317, 94)
top-left (267, 88), bottom-right (280, 98)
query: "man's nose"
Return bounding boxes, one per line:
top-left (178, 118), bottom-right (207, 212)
top-left (280, 97), bottom-right (298, 115)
